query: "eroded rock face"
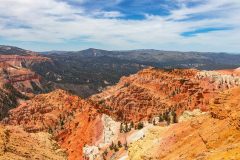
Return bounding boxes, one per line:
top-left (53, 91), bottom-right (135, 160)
top-left (216, 68), bottom-right (240, 76)
top-left (129, 115), bottom-right (240, 160)
top-left (0, 55), bottom-right (50, 67)
top-left (83, 114), bottom-right (120, 160)
top-left (0, 54), bottom-right (52, 94)
top-left (58, 109), bottom-right (103, 160)
top-left (178, 109), bottom-right (207, 122)
top-left (128, 87), bottom-right (240, 160)
top-left (91, 68), bottom-right (240, 122)
top-left (236, 67), bottom-right (240, 73)
top-left (6, 89), bottom-right (83, 132)
top-left (3, 67), bottom-right (240, 160)
top-left (197, 71), bottom-right (240, 89)
top-left (0, 124), bottom-right (66, 160)
top-left (0, 87), bottom-right (26, 120)
top-left (98, 114), bottom-right (120, 147)
top-left (0, 52), bottom-right (53, 119)
top-left (209, 87), bottom-right (240, 129)
top-left (5, 89), bottom-right (104, 160)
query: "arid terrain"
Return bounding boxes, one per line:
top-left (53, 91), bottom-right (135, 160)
top-left (0, 45), bottom-right (240, 160)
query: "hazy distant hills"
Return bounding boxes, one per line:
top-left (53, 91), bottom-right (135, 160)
top-left (1, 45), bottom-right (240, 97)
top-left (33, 49), bottom-right (146, 97)
top-left (42, 48), bottom-right (240, 69)
top-left (0, 45), bottom-right (36, 56)
top-left (34, 48), bottom-right (240, 97)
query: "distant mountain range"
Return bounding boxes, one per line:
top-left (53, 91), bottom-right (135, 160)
top-left (42, 48), bottom-right (240, 69)
top-left (0, 45), bottom-right (36, 56)
top-left (1, 45), bottom-right (240, 97)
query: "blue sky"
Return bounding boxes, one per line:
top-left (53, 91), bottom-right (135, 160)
top-left (0, 0), bottom-right (239, 52)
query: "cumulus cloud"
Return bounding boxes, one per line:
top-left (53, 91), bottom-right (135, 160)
top-left (0, 0), bottom-right (239, 52)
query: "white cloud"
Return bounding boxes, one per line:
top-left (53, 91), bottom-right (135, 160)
top-left (0, 0), bottom-right (239, 52)
top-left (100, 11), bottom-right (124, 18)
top-left (90, 10), bottom-right (124, 18)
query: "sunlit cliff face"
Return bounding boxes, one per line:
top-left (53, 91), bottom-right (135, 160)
top-left (1, 62), bottom-right (240, 160)
top-left (90, 68), bottom-right (240, 122)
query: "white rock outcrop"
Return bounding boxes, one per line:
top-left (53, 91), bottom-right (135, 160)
top-left (178, 109), bottom-right (207, 122)
top-left (83, 114), bottom-right (120, 159)
top-left (196, 71), bottom-right (240, 89)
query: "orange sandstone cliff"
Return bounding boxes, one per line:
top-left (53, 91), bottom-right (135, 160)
top-left (0, 50), bottom-right (53, 120)
top-left (5, 89), bottom-right (105, 160)
top-left (3, 67), bottom-right (240, 160)
top-left (128, 87), bottom-right (240, 160)
top-left (0, 124), bottom-right (66, 160)
top-left (91, 68), bottom-right (240, 122)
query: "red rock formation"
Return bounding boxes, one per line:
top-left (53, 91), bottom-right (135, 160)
top-left (216, 67), bottom-right (240, 76)
top-left (0, 54), bottom-right (51, 93)
top-left (209, 87), bottom-right (240, 129)
top-left (0, 55), bottom-right (50, 67)
top-left (0, 53), bottom-right (52, 119)
top-left (91, 67), bottom-right (240, 122)
top-left (5, 89), bottom-right (104, 160)
top-left (128, 87), bottom-right (240, 160)
top-left (0, 124), bottom-right (66, 160)
top-left (4, 67), bottom-right (240, 160)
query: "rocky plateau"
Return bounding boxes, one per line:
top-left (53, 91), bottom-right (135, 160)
top-left (0, 46), bottom-right (240, 160)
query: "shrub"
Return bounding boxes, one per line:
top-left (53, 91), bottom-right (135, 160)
top-left (118, 141), bottom-right (122, 148)
top-left (137, 122), bottom-right (144, 129)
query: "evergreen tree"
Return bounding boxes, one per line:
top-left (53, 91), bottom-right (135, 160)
top-left (153, 119), bottom-right (156, 125)
top-left (137, 122), bottom-right (144, 129)
top-left (159, 114), bottom-right (163, 122)
top-left (48, 127), bottom-right (53, 134)
top-left (118, 141), bottom-right (122, 148)
top-left (164, 112), bottom-right (169, 121)
top-left (172, 111), bottom-right (178, 123)
top-left (59, 117), bottom-right (65, 129)
top-left (110, 141), bottom-right (114, 150)
top-left (148, 118), bottom-right (151, 123)
top-left (130, 121), bottom-right (134, 128)
top-left (102, 149), bottom-right (108, 160)
top-left (166, 114), bottom-right (171, 125)
top-left (113, 144), bottom-right (119, 152)
top-left (124, 142), bottom-right (128, 150)
top-left (120, 123), bottom-right (123, 133)
top-left (125, 122), bottom-right (128, 132)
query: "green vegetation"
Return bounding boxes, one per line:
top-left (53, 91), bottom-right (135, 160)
top-left (124, 142), bottom-right (128, 150)
top-left (171, 110), bottom-right (178, 123)
top-left (110, 141), bottom-right (114, 150)
top-left (3, 83), bottom-right (29, 100)
top-left (30, 81), bottom-right (42, 93)
top-left (102, 149), bottom-right (108, 160)
top-left (159, 114), bottom-right (164, 122)
top-left (59, 115), bottom-right (65, 129)
top-left (157, 110), bottom-right (178, 125)
top-left (31, 52), bottom-right (144, 98)
top-left (48, 127), bottom-right (53, 134)
top-left (120, 122), bottom-right (135, 133)
top-left (153, 119), bottom-right (156, 125)
top-left (120, 123), bottom-right (123, 133)
top-left (130, 121), bottom-right (134, 128)
top-left (118, 141), bottom-right (122, 148)
top-left (0, 83), bottom-right (30, 120)
top-left (109, 141), bottom-right (119, 152)
top-left (137, 122), bottom-right (144, 129)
